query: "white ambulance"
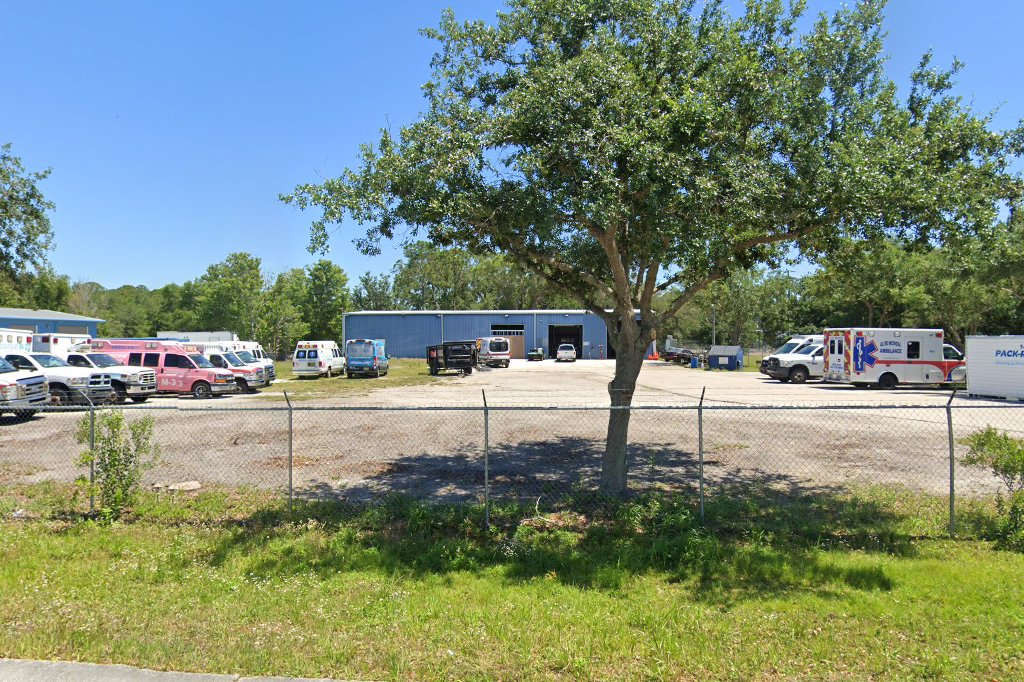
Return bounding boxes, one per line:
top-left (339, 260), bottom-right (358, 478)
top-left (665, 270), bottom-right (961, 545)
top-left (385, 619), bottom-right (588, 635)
top-left (292, 340), bottom-right (346, 377)
top-left (823, 328), bottom-right (965, 389)
top-left (475, 336), bottom-right (511, 368)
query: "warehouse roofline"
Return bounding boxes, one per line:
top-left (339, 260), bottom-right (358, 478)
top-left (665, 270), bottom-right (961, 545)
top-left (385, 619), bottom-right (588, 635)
top-left (0, 306), bottom-right (105, 323)
top-left (346, 309), bottom-right (640, 316)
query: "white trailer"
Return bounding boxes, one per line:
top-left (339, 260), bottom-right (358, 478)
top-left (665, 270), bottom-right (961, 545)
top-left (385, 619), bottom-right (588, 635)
top-left (966, 335), bottom-right (1024, 401)
top-left (823, 328), bottom-right (965, 389)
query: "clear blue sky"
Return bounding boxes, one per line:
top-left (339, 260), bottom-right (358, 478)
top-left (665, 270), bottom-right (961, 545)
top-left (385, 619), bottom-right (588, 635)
top-left (3, 1), bottom-right (1022, 290)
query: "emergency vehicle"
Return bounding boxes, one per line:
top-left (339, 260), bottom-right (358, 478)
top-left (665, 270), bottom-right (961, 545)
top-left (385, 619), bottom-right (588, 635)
top-left (292, 340), bottom-right (346, 377)
top-left (87, 339), bottom-right (236, 398)
top-left (476, 336), bottom-right (511, 368)
top-left (181, 344), bottom-right (269, 392)
top-left (823, 328), bottom-right (965, 389)
top-left (0, 329), bottom-right (49, 418)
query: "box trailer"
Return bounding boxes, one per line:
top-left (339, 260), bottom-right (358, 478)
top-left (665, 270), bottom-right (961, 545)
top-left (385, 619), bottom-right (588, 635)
top-left (966, 335), bottom-right (1024, 401)
top-left (823, 328), bottom-right (965, 389)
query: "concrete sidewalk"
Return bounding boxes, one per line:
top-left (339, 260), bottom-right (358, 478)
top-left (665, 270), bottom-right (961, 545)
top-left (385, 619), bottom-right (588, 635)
top-left (0, 659), bottom-right (356, 681)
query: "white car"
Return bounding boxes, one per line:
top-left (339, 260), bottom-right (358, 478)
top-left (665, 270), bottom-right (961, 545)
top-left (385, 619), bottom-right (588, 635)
top-left (556, 343), bottom-right (578, 362)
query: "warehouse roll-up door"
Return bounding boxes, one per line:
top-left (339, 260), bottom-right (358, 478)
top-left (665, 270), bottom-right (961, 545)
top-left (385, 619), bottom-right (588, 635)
top-left (491, 324), bottom-right (526, 359)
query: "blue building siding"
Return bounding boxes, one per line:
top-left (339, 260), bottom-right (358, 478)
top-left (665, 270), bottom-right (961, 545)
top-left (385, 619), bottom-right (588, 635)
top-left (345, 311), bottom-right (622, 359)
top-left (0, 316), bottom-right (101, 337)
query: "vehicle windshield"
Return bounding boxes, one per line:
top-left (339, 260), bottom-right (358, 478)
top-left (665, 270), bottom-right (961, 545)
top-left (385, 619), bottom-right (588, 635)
top-left (347, 342), bottom-right (374, 358)
top-left (189, 354), bottom-right (215, 368)
top-left (795, 345), bottom-right (822, 355)
top-left (86, 354), bottom-right (120, 368)
top-left (223, 352), bottom-right (246, 367)
top-left (0, 358), bottom-right (15, 373)
top-left (775, 341), bottom-right (801, 354)
top-left (489, 340), bottom-right (509, 352)
top-left (31, 354), bottom-right (69, 368)
top-left (236, 350), bottom-right (257, 363)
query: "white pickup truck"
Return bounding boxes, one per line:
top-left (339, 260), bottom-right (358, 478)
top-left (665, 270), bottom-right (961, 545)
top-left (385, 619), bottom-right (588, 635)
top-left (764, 344), bottom-right (826, 384)
top-left (64, 350), bottom-right (157, 403)
top-left (3, 352), bottom-right (113, 405)
top-left (0, 356), bottom-right (49, 419)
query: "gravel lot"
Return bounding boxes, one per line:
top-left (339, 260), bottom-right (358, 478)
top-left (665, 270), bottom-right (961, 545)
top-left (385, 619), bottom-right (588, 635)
top-left (2, 360), bottom-right (1021, 501)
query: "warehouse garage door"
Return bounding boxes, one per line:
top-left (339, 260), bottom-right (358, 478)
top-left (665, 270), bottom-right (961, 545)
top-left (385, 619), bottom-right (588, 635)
top-left (548, 324), bottom-right (583, 358)
top-left (491, 325), bottom-right (525, 358)
top-left (58, 325), bottom-right (89, 334)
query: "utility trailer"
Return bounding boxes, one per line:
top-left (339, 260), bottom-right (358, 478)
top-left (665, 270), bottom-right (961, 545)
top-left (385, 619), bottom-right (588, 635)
top-left (427, 341), bottom-right (476, 376)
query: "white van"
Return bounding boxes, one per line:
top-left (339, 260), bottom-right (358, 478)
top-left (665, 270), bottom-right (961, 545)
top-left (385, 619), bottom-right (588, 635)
top-left (823, 328), bottom-right (965, 388)
top-left (476, 336), bottom-right (511, 368)
top-left (292, 340), bottom-right (346, 378)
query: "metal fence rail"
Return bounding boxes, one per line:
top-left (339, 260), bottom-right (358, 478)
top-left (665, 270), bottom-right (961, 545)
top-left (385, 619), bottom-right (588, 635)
top-left (2, 396), bottom-right (1022, 532)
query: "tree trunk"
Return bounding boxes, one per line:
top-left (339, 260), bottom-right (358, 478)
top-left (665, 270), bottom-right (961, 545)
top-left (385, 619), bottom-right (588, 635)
top-left (599, 322), bottom-right (648, 497)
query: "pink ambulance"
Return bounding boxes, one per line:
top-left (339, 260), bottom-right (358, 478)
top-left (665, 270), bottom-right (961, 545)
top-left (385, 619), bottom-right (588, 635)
top-left (86, 339), bottom-right (236, 398)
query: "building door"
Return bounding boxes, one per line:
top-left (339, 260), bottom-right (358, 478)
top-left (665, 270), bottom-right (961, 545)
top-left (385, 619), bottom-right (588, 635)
top-left (548, 325), bottom-right (583, 358)
top-left (491, 324), bottom-right (526, 359)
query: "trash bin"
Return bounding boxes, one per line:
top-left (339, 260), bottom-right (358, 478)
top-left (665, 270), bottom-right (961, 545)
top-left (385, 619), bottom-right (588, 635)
top-left (690, 356), bottom-right (699, 369)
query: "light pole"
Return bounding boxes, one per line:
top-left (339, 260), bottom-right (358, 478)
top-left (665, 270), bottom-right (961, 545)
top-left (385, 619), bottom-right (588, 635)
top-left (711, 304), bottom-right (717, 347)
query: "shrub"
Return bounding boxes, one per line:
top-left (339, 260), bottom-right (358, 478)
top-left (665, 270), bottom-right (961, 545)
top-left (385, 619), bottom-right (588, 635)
top-left (76, 410), bottom-right (159, 520)
top-left (960, 426), bottom-right (1024, 550)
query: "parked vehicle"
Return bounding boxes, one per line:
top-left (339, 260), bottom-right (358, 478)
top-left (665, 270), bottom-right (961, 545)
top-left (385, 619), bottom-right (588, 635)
top-left (527, 347), bottom-right (545, 361)
top-left (0, 355), bottom-right (49, 419)
top-left (293, 340), bottom-right (346, 377)
top-left (823, 328), bottom-right (965, 389)
top-left (476, 336), bottom-right (511, 368)
top-left (31, 333), bottom-right (93, 356)
top-left (180, 341), bottom-right (276, 383)
top-left (556, 343), bottom-right (577, 362)
top-left (662, 347), bottom-right (695, 363)
top-left (759, 335), bottom-right (824, 374)
top-left (3, 352), bottom-right (112, 405)
top-left (229, 341), bottom-right (276, 380)
top-left (346, 339), bottom-right (389, 378)
top-left (86, 339), bottom-right (236, 398)
top-left (0, 328), bottom-right (34, 354)
top-left (764, 344), bottom-right (825, 383)
top-left (966, 335), bottom-right (1024, 401)
top-left (427, 341), bottom-right (476, 375)
top-left (198, 349), bottom-right (269, 393)
top-left (63, 349), bottom-right (157, 403)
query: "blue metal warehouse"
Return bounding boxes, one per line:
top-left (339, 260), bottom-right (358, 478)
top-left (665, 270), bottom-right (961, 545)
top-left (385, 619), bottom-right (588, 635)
top-left (0, 307), bottom-right (104, 337)
top-left (344, 310), bottom-right (636, 359)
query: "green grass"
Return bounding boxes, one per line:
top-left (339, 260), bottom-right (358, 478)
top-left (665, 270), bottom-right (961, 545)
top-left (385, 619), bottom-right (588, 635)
top-left (1, 483), bottom-right (1022, 680)
top-left (258, 358), bottom-right (437, 401)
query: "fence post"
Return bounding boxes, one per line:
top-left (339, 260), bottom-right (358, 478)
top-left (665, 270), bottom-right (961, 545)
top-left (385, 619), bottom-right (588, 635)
top-left (946, 389), bottom-right (957, 537)
top-left (698, 386), bottom-right (706, 525)
top-left (482, 389), bottom-right (490, 529)
top-left (88, 398), bottom-right (96, 514)
top-left (284, 391), bottom-right (293, 514)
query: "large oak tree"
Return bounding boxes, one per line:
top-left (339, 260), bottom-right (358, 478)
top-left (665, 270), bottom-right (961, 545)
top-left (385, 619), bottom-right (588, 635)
top-left (284, 0), bottom-right (1022, 495)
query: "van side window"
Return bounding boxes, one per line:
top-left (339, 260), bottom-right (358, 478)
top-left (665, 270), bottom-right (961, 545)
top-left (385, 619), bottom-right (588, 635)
top-left (165, 354), bottom-right (189, 369)
top-left (943, 346), bottom-right (962, 360)
top-left (143, 353), bottom-right (160, 368)
top-left (128, 353), bottom-right (142, 366)
top-left (907, 341), bottom-right (921, 359)
top-left (211, 355), bottom-right (225, 368)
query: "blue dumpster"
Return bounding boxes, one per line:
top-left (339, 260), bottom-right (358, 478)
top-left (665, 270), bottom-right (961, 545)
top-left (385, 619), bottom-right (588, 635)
top-left (706, 345), bottom-right (744, 370)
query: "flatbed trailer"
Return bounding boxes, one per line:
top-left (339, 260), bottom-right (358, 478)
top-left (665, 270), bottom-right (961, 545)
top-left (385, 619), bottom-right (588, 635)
top-left (427, 341), bottom-right (476, 376)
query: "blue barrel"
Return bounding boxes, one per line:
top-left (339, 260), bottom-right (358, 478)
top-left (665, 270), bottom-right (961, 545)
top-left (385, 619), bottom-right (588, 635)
top-left (690, 356), bottom-right (699, 368)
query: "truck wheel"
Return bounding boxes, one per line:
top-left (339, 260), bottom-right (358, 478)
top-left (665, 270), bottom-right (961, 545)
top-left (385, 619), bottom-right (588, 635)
top-left (192, 381), bottom-right (212, 399)
top-left (789, 367), bottom-right (809, 384)
top-left (878, 373), bottom-right (898, 390)
top-left (326, 366), bottom-right (333, 378)
top-left (130, 397), bottom-right (148, 403)
top-left (235, 378), bottom-right (249, 393)
top-left (50, 386), bottom-right (70, 406)
top-left (109, 383), bottom-right (128, 404)
top-left (465, 365), bottom-right (473, 375)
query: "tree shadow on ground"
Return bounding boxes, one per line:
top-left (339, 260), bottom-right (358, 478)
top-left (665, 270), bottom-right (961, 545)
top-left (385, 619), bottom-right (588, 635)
top-left (184, 436), bottom-right (971, 604)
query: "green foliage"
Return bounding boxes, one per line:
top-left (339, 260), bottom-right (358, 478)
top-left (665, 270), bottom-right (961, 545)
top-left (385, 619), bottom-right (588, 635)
top-left (351, 271), bottom-right (395, 310)
top-left (961, 426), bottom-right (1024, 551)
top-left (257, 268), bottom-right (309, 357)
top-left (0, 143), bottom-right (54, 287)
top-left (960, 426), bottom-right (1024, 495)
top-left (303, 259), bottom-right (350, 340)
top-left (75, 410), bottom-right (159, 520)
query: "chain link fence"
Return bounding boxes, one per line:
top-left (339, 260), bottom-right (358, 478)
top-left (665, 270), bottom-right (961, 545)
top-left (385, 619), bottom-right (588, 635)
top-left (2, 396), bottom-right (1022, 530)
